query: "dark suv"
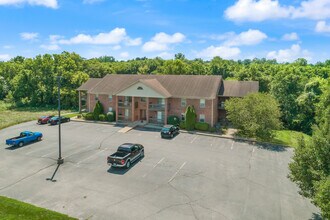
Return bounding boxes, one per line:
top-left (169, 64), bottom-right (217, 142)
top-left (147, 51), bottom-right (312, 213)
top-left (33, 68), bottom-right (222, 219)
top-left (161, 125), bottom-right (179, 139)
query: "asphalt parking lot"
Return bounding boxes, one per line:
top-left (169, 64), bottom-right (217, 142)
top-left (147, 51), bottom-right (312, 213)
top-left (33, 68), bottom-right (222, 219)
top-left (0, 121), bottom-right (320, 220)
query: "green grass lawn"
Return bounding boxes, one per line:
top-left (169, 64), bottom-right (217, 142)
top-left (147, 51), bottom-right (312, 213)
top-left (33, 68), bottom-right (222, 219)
top-left (270, 130), bottom-right (311, 148)
top-left (0, 101), bottom-right (77, 130)
top-left (0, 196), bottom-right (76, 220)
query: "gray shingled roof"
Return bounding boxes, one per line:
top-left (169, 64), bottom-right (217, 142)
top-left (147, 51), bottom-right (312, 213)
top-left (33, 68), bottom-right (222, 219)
top-left (77, 78), bottom-right (102, 91)
top-left (78, 74), bottom-right (222, 99)
top-left (218, 81), bottom-right (259, 97)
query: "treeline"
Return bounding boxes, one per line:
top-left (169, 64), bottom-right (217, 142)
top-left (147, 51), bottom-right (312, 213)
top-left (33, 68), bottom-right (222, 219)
top-left (0, 51), bottom-right (329, 134)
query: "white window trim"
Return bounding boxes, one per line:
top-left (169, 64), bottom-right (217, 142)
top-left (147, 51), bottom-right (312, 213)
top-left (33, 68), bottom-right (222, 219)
top-left (199, 114), bottom-right (205, 122)
top-left (109, 95), bottom-right (113, 102)
top-left (200, 99), bottom-right (205, 108)
top-left (181, 98), bottom-right (186, 107)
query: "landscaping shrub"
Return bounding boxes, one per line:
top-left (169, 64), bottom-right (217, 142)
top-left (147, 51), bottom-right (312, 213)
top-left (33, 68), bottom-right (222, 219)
top-left (99, 114), bottom-right (107, 121)
top-left (93, 101), bottom-right (104, 120)
top-left (209, 127), bottom-right (216, 132)
top-left (179, 121), bottom-right (186, 129)
top-left (167, 115), bottom-right (180, 126)
top-left (194, 122), bottom-right (210, 131)
top-left (83, 112), bottom-right (94, 120)
top-left (107, 111), bottom-right (116, 122)
top-left (185, 105), bottom-right (196, 131)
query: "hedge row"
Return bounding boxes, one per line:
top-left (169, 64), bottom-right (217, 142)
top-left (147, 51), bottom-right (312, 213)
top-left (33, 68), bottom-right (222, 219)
top-left (82, 111), bottom-right (116, 122)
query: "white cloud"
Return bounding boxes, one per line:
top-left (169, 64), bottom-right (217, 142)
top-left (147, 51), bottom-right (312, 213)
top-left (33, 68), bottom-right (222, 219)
top-left (225, 0), bottom-right (330, 22)
top-left (125, 37), bottom-right (142, 46)
top-left (157, 52), bottom-right (173, 59)
top-left (20, 32), bottom-right (39, 40)
top-left (40, 44), bottom-right (60, 51)
top-left (83, 0), bottom-right (105, 4)
top-left (197, 46), bottom-right (241, 59)
top-left (0, 0), bottom-right (58, 8)
top-left (282, 32), bottom-right (299, 41)
top-left (142, 41), bottom-right (169, 52)
top-left (58, 28), bottom-right (140, 46)
top-left (267, 44), bottom-right (311, 62)
top-left (119, 52), bottom-right (130, 58)
top-left (223, 29), bottom-right (267, 46)
top-left (315, 20), bottom-right (330, 33)
top-left (142, 32), bottom-right (185, 52)
top-left (112, 45), bottom-right (121, 50)
top-left (0, 54), bottom-right (11, 61)
top-left (3, 45), bottom-right (13, 49)
top-left (225, 0), bottom-right (292, 22)
top-left (292, 0), bottom-right (330, 20)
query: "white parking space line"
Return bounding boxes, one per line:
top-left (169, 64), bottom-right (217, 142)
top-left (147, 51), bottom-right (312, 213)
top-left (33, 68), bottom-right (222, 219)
top-left (231, 141), bottom-right (234, 150)
top-left (40, 143), bottom-right (77, 158)
top-left (190, 136), bottom-right (198, 143)
top-left (76, 149), bottom-right (106, 165)
top-left (142, 157), bottom-right (165, 178)
top-left (168, 161), bottom-right (186, 183)
top-left (252, 147), bottom-right (255, 153)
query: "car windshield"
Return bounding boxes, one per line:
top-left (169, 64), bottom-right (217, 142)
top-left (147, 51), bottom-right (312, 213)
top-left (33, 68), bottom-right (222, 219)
top-left (51, 117), bottom-right (58, 120)
top-left (161, 127), bottom-right (170, 132)
top-left (118, 146), bottom-right (131, 152)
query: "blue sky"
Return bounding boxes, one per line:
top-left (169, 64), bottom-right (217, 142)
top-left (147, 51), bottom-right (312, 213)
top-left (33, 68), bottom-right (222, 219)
top-left (0, 0), bottom-right (330, 63)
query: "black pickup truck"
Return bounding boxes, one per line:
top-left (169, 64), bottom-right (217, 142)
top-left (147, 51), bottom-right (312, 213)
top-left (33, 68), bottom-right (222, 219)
top-left (107, 143), bottom-right (144, 168)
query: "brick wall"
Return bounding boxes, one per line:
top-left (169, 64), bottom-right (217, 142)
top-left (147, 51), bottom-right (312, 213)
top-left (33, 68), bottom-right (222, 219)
top-left (87, 94), bottom-right (116, 113)
top-left (168, 98), bottom-right (216, 126)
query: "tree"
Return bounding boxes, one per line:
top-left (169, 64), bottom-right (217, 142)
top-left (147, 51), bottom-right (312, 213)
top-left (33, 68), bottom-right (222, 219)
top-left (289, 84), bottom-right (330, 219)
top-left (225, 93), bottom-right (282, 140)
top-left (93, 101), bottom-right (104, 120)
top-left (185, 105), bottom-right (196, 131)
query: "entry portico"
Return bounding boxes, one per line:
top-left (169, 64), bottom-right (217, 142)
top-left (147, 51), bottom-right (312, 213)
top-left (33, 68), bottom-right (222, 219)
top-left (115, 79), bottom-right (171, 124)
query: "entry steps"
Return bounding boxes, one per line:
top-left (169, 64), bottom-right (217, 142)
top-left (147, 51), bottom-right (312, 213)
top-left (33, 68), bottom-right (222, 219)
top-left (118, 121), bottom-right (147, 133)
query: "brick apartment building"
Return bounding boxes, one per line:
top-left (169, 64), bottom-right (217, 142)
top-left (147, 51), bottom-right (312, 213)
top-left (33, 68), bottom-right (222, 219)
top-left (77, 74), bottom-right (259, 126)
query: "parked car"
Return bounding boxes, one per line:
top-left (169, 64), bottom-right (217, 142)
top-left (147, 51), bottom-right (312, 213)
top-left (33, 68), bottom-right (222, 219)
top-left (107, 143), bottom-right (144, 168)
top-left (6, 131), bottom-right (43, 147)
top-left (49, 116), bottom-right (70, 125)
top-left (37, 115), bottom-right (54, 124)
top-left (161, 125), bottom-right (179, 138)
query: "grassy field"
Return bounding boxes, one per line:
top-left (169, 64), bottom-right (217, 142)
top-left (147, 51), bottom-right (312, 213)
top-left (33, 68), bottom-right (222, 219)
top-left (0, 101), bottom-right (78, 130)
top-left (270, 130), bottom-right (311, 148)
top-left (0, 196), bottom-right (76, 220)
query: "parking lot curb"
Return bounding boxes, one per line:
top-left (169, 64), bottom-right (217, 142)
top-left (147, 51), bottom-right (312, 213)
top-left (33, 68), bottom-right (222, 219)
top-left (179, 130), bottom-right (290, 148)
top-left (71, 118), bottom-right (116, 126)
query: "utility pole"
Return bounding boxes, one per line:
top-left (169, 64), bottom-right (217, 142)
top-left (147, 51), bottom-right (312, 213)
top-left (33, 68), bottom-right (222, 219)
top-left (57, 76), bottom-right (63, 165)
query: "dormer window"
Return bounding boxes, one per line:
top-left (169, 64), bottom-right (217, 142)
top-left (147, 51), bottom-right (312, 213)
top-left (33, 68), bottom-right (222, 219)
top-left (137, 86), bottom-right (143, 90)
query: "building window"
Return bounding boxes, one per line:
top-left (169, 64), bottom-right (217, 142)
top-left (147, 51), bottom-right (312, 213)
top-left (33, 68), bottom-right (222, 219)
top-left (199, 114), bottom-right (205, 122)
top-left (181, 98), bottom-right (186, 107)
top-left (137, 86), bottom-right (143, 90)
top-left (95, 94), bottom-right (99, 101)
top-left (200, 99), bottom-right (205, 108)
top-left (158, 98), bottom-right (165, 105)
top-left (109, 95), bottom-right (113, 102)
top-left (141, 97), bottom-right (146, 102)
top-left (108, 107), bottom-right (113, 112)
top-left (220, 101), bottom-right (225, 109)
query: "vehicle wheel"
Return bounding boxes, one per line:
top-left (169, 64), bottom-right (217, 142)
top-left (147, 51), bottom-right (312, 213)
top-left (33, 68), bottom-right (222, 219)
top-left (37, 136), bottom-right (41, 141)
top-left (126, 160), bottom-right (131, 169)
top-left (68, 118), bottom-right (70, 122)
top-left (57, 121), bottom-right (59, 125)
top-left (18, 142), bottom-right (24, 147)
top-left (140, 150), bottom-right (144, 158)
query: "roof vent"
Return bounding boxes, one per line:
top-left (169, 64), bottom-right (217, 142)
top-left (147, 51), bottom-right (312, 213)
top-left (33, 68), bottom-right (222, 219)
top-left (137, 86), bottom-right (143, 90)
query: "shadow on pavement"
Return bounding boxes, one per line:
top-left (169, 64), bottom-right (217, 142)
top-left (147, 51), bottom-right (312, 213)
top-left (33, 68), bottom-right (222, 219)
top-left (310, 213), bottom-right (322, 220)
top-left (5, 141), bottom-right (40, 150)
top-left (107, 157), bottom-right (144, 175)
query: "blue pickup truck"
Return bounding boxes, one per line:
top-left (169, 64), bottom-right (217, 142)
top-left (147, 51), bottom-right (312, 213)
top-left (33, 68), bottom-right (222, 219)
top-left (6, 131), bottom-right (43, 147)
